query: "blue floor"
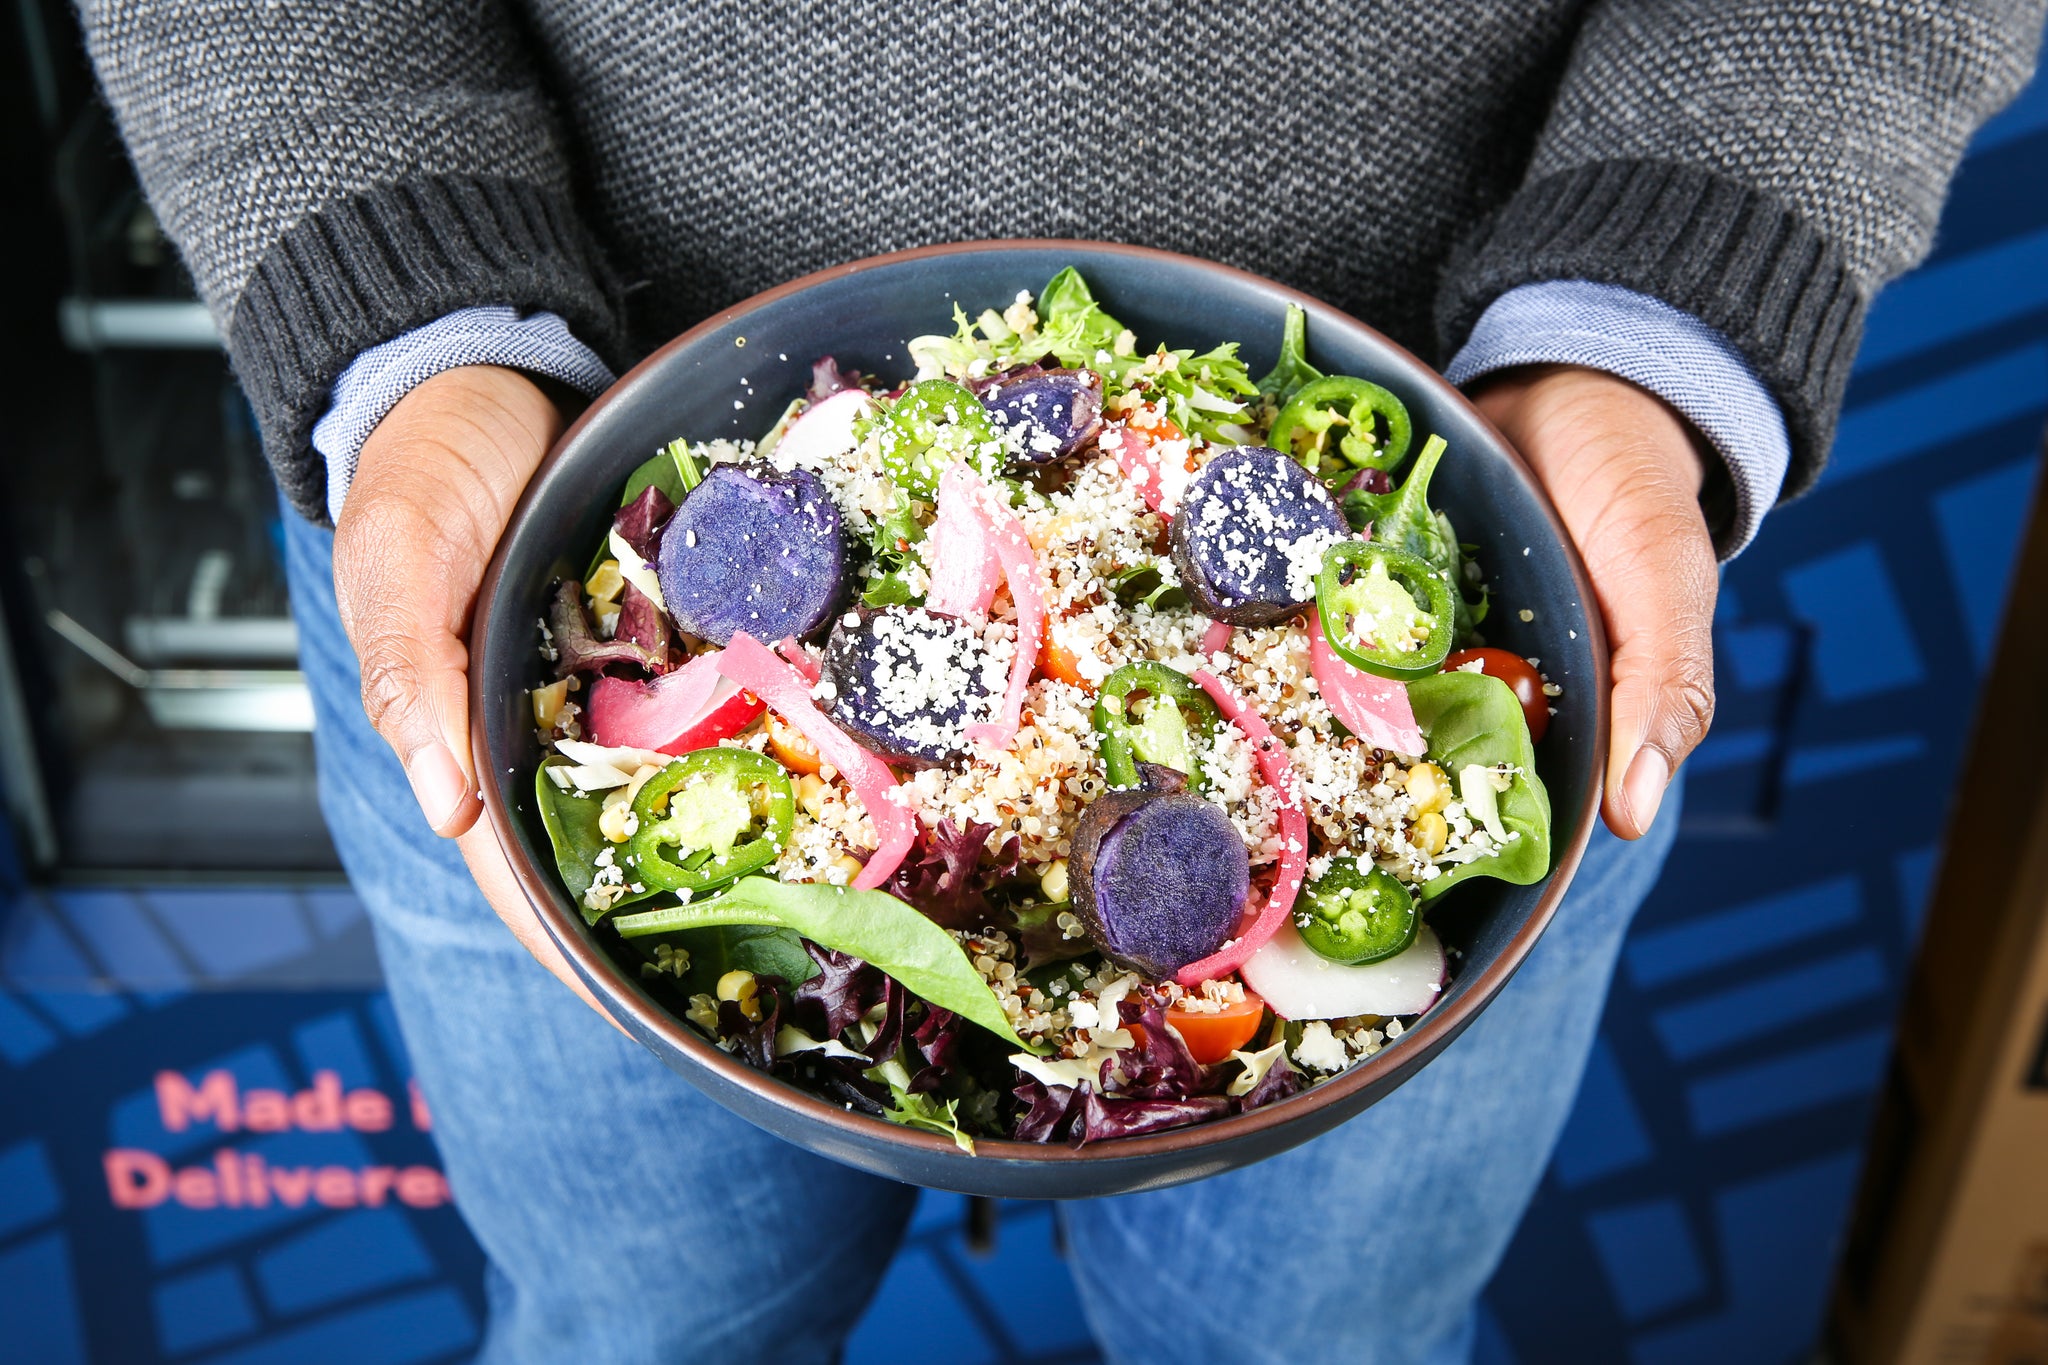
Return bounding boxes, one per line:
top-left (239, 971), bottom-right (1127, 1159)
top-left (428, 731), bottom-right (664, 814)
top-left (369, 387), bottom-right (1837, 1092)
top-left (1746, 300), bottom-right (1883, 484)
top-left (4, 74), bottom-right (2047, 1365)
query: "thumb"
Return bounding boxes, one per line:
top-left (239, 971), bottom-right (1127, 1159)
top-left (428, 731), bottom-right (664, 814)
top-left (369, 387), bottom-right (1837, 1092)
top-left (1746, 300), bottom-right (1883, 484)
top-left (1596, 486), bottom-right (1719, 839)
top-left (332, 366), bottom-right (562, 836)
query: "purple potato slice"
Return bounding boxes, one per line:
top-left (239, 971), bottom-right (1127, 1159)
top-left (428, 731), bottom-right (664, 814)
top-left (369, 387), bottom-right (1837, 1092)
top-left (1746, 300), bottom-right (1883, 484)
top-left (982, 369), bottom-right (1103, 468)
top-left (1070, 765), bottom-right (1251, 978)
top-left (655, 463), bottom-right (848, 645)
top-left (1169, 445), bottom-right (1348, 625)
top-left (821, 606), bottom-right (1005, 767)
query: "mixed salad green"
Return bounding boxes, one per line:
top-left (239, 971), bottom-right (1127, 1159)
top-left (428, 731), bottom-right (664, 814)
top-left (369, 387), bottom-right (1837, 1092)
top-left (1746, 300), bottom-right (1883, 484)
top-left (528, 270), bottom-right (1559, 1150)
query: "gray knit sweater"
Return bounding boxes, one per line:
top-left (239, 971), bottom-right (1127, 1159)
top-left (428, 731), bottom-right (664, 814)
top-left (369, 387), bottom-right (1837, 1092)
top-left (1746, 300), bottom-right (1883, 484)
top-left (82, 1), bottom-right (2044, 525)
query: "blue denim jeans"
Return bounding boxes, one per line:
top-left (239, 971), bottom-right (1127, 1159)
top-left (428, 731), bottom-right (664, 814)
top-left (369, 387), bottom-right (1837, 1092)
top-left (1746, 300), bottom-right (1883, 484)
top-left (283, 508), bottom-right (1676, 1365)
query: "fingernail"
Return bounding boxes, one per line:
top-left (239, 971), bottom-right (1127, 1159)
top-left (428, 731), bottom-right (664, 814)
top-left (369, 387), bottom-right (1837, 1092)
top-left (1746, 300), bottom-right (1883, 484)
top-left (1621, 747), bottom-right (1671, 834)
top-left (406, 745), bottom-right (471, 834)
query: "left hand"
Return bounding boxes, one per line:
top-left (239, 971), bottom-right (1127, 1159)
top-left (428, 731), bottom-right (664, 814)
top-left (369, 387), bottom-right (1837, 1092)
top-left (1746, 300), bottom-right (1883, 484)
top-left (1470, 364), bottom-right (1720, 840)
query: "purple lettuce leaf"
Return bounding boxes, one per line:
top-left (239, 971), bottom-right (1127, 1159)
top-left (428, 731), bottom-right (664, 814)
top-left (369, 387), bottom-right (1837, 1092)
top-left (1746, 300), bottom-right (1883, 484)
top-left (885, 819), bottom-right (1021, 930)
top-left (1072, 1088), bottom-right (1231, 1145)
top-left (964, 356), bottom-right (1063, 395)
top-left (548, 579), bottom-right (662, 678)
top-left (613, 485), bottom-right (676, 562)
top-left (715, 975), bottom-right (786, 1072)
top-left (1011, 1076), bottom-right (1082, 1143)
top-left (804, 1065), bottom-right (891, 1115)
top-left (1236, 1054), bottom-right (1304, 1112)
top-left (1116, 999), bottom-right (1210, 1101)
top-left (614, 580), bottom-right (673, 672)
top-left (789, 943), bottom-right (887, 1041)
top-left (861, 976), bottom-right (908, 1064)
top-left (906, 1005), bottom-right (967, 1095)
top-left (807, 357), bottom-right (865, 403)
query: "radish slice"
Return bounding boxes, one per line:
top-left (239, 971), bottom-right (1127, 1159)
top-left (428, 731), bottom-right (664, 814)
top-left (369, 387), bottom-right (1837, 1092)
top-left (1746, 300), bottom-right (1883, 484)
top-left (716, 632), bottom-right (915, 889)
top-left (772, 388), bottom-right (874, 468)
top-left (587, 651), bottom-right (764, 754)
top-left (1199, 618), bottom-right (1235, 658)
top-left (775, 635), bottom-right (821, 684)
top-left (1107, 427), bottom-right (1166, 511)
top-left (1240, 921), bottom-right (1445, 1020)
top-left (959, 472), bottom-right (1046, 751)
top-left (1173, 670), bottom-right (1309, 986)
top-left (1307, 613), bottom-right (1426, 757)
top-left (925, 463), bottom-right (1004, 620)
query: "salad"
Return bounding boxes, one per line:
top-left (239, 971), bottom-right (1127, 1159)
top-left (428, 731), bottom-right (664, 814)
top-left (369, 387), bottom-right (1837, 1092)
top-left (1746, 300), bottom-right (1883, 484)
top-left (529, 269), bottom-right (1558, 1152)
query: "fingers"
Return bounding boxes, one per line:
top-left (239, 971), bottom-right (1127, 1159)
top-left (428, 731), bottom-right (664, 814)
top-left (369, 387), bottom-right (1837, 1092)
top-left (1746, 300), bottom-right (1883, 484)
top-left (457, 821), bottom-right (627, 1032)
top-left (332, 366), bottom-right (562, 837)
top-left (1474, 366), bottom-right (1719, 840)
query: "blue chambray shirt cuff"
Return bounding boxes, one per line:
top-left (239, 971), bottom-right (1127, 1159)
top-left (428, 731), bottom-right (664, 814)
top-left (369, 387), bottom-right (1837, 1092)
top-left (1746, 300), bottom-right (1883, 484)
top-left (312, 306), bottom-right (617, 525)
top-left (1444, 281), bottom-right (1792, 560)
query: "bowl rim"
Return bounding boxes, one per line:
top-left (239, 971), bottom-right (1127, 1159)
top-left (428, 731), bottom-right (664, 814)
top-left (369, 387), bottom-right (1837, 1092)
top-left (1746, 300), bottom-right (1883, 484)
top-left (471, 237), bottom-right (1610, 1165)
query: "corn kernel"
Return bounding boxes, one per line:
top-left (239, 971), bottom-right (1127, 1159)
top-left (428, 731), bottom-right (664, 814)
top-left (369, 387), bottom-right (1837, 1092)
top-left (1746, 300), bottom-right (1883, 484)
top-left (597, 790), bottom-right (637, 843)
top-left (796, 773), bottom-right (830, 817)
top-left (830, 854), bottom-right (865, 885)
top-left (1413, 812), bottom-right (1449, 857)
top-left (531, 679), bottom-right (570, 730)
top-left (1405, 762), bottom-right (1452, 814)
top-left (716, 970), bottom-right (761, 1021)
top-left (585, 559), bottom-right (624, 605)
top-left (1039, 858), bottom-right (1070, 902)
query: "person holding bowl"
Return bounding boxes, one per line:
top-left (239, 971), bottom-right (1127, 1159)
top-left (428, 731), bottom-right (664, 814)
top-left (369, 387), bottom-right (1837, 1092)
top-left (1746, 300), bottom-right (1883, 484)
top-left (81, 3), bottom-right (2043, 1361)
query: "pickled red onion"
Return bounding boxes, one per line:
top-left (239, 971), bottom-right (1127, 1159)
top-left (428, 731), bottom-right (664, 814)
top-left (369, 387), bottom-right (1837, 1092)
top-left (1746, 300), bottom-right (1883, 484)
top-left (716, 632), bottom-right (914, 889)
top-left (1198, 618), bottom-right (1235, 657)
top-left (1108, 428), bottom-right (1166, 511)
top-left (1174, 669), bottom-right (1309, 987)
top-left (959, 472), bottom-right (1045, 750)
top-left (774, 634), bottom-right (821, 683)
top-left (1306, 613), bottom-right (1426, 756)
top-left (925, 463), bottom-right (1004, 620)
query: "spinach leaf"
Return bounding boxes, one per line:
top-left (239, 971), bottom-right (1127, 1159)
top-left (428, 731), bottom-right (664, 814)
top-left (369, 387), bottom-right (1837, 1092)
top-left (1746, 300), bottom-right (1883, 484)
top-left (614, 437), bottom-right (688, 507)
top-left (588, 439), bottom-right (701, 578)
top-left (1404, 671), bottom-right (1551, 900)
top-left (1343, 434), bottom-right (1453, 564)
top-left (612, 878), bottom-right (1035, 1049)
top-left (618, 438), bottom-right (701, 509)
top-left (534, 764), bottom-right (658, 925)
top-left (1106, 561), bottom-right (1187, 612)
top-left (1255, 303), bottom-right (1324, 406)
top-left (1341, 434), bottom-right (1482, 640)
top-left (673, 924), bottom-right (817, 998)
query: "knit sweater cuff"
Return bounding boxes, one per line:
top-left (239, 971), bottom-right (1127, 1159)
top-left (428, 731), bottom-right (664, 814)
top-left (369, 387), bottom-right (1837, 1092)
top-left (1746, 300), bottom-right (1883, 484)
top-left (1435, 160), bottom-right (1866, 500)
top-left (226, 176), bottom-right (624, 526)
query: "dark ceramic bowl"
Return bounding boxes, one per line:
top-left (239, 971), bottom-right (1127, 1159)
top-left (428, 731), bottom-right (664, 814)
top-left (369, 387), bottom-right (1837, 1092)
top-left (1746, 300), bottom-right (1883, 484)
top-left (472, 242), bottom-right (1607, 1198)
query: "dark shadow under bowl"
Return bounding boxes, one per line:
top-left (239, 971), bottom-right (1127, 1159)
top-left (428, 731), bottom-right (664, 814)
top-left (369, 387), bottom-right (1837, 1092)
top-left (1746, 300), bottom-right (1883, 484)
top-left (471, 242), bottom-right (1608, 1197)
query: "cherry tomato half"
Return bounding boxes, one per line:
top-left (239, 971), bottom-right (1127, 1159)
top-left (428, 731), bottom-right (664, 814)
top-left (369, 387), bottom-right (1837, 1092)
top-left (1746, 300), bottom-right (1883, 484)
top-left (1163, 992), bottom-right (1267, 1065)
top-left (1442, 647), bottom-right (1549, 742)
top-left (766, 712), bottom-right (823, 775)
top-left (1038, 633), bottom-right (1092, 690)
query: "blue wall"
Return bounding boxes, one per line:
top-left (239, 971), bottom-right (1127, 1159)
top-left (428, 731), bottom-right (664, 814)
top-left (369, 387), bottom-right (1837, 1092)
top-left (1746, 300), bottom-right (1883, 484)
top-left (3, 75), bottom-right (2045, 1365)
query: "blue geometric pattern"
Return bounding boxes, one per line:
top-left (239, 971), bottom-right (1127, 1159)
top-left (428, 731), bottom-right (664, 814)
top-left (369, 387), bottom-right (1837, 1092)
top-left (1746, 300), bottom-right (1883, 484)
top-left (2, 68), bottom-right (2044, 1363)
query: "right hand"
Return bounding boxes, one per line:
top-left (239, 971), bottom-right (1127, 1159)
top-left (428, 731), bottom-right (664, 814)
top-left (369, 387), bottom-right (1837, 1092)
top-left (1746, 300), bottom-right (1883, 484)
top-left (333, 365), bottom-right (617, 1021)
